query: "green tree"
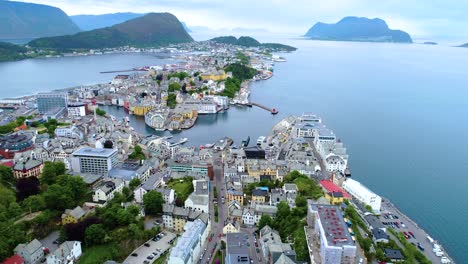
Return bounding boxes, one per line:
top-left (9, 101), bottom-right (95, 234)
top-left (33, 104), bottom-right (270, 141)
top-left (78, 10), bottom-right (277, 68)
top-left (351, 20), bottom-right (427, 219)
top-left (0, 165), bottom-right (15, 186)
top-left (168, 82), bottom-right (181, 92)
top-left (95, 108), bottom-right (106, 116)
top-left (40, 161), bottom-right (57, 185)
top-left (128, 145), bottom-right (145, 160)
top-left (43, 184), bottom-right (74, 210)
top-left (0, 184), bottom-right (22, 221)
top-left (53, 162), bottom-right (66, 176)
top-left (257, 215), bottom-right (272, 230)
top-left (129, 178), bottom-right (142, 190)
top-left (295, 196), bottom-right (307, 208)
top-left (85, 224), bottom-right (106, 246)
top-left (293, 225), bottom-right (309, 261)
top-left (22, 195), bottom-right (46, 213)
top-left (143, 191), bottom-right (164, 215)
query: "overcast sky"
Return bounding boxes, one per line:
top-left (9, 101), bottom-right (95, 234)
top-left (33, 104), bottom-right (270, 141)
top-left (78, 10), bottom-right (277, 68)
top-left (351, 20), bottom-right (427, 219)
top-left (16, 0), bottom-right (468, 39)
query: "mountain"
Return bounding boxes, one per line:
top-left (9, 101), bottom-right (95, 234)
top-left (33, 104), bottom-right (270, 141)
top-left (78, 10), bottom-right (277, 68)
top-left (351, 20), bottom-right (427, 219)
top-left (0, 41), bottom-right (28, 62)
top-left (29, 13), bottom-right (194, 50)
top-left (70, 12), bottom-right (145, 31)
top-left (304, 16), bottom-right (412, 43)
top-left (181, 22), bottom-right (192, 33)
top-left (459, 43), bottom-right (468, 48)
top-left (210, 36), bottom-right (297, 51)
top-left (0, 0), bottom-right (80, 41)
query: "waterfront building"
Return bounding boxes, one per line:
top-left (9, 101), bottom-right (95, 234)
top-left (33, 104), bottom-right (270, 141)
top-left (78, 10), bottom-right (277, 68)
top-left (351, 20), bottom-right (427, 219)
top-left (225, 232), bottom-right (251, 264)
top-left (145, 109), bottom-right (168, 130)
top-left (0, 132), bottom-right (35, 159)
top-left (168, 219), bottom-right (208, 264)
top-left (320, 180), bottom-right (351, 204)
top-left (307, 204), bottom-right (357, 264)
top-left (36, 93), bottom-right (68, 115)
top-left (71, 147), bottom-right (118, 175)
top-left (91, 178), bottom-right (125, 205)
top-left (14, 239), bottom-right (44, 264)
top-left (342, 179), bottom-right (382, 213)
top-left (46, 241), bottom-right (82, 264)
top-left (13, 158), bottom-right (43, 179)
top-left (67, 102), bottom-right (86, 117)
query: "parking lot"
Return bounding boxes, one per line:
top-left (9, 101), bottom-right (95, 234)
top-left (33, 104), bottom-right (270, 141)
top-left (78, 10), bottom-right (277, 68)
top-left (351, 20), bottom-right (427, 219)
top-left (123, 231), bottom-right (176, 264)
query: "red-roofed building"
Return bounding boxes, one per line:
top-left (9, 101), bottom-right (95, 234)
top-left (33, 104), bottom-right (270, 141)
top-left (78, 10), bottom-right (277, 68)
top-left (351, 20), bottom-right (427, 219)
top-left (320, 180), bottom-right (351, 204)
top-left (1, 160), bottom-right (15, 168)
top-left (2, 254), bottom-right (24, 264)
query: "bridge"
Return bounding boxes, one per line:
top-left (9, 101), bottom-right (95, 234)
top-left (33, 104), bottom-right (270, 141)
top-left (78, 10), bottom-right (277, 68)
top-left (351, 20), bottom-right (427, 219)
top-left (247, 102), bottom-right (279, 114)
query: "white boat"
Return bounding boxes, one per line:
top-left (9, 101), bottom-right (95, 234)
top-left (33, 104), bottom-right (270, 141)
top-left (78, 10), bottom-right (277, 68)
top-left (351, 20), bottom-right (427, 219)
top-left (257, 136), bottom-right (266, 145)
top-left (427, 236), bottom-right (434, 243)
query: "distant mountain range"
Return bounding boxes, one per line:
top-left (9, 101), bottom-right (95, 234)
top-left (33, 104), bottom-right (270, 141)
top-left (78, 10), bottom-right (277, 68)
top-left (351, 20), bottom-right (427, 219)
top-left (70, 12), bottom-right (145, 31)
top-left (210, 36), bottom-right (296, 51)
top-left (304, 16), bottom-right (413, 43)
top-left (29, 13), bottom-right (193, 50)
top-left (0, 0), bottom-right (80, 41)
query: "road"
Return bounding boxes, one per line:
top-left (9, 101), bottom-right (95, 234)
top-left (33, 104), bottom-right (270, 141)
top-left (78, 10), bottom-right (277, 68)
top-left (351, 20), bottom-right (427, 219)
top-left (40, 230), bottom-right (59, 253)
top-left (240, 227), bottom-right (263, 264)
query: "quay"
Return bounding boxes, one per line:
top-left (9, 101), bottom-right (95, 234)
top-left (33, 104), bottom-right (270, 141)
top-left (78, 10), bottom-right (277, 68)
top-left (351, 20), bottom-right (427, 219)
top-left (248, 102), bottom-right (279, 114)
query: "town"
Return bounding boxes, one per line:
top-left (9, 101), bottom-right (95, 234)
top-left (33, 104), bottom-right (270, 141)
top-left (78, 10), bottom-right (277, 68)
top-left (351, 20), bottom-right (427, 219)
top-left (0, 41), bottom-right (452, 264)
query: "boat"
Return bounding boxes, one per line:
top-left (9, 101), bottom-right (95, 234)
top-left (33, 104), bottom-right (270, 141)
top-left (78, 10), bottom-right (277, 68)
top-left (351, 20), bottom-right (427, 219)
top-left (168, 137), bottom-right (188, 147)
top-left (257, 136), bottom-right (266, 145)
top-left (204, 143), bottom-right (215, 148)
top-left (241, 136), bottom-right (250, 147)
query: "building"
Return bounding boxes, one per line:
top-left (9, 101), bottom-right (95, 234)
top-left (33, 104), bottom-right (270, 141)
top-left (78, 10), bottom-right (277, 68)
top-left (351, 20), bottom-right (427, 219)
top-left (61, 206), bottom-right (86, 225)
top-left (67, 102), bottom-right (86, 117)
top-left (242, 208), bottom-right (255, 226)
top-left (145, 109), bottom-right (168, 130)
top-left (223, 221), bottom-right (240, 234)
top-left (46, 241), bottom-right (82, 264)
top-left (54, 126), bottom-right (83, 139)
top-left (71, 148), bottom-right (118, 175)
top-left (320, 180), bottom-right (351, 204)
top-left (259, 226), bottom-right (297, 264)
top-left (384, 249), bottom-right (404, 262)
top-left (225, 232), bottom-right (251, 264)
top-left (14, 239), bottom-right (44, 264)
top-left (92, 178), bottom-right (124, 205)
top-left (36, 93), bottom-right (68, 115)
top-left (184, 180), bottom-right (209, 213)
top-left (342, 179), bottom-right (381, 213)
top-left (163, 204), bottom-right (175, 230)
top-left (227, 189), bottom-right (244, 205)
top-left (371, 229), bottom-right (389, 243)
top-left (308, 204), bottom-right (357, 264)
top-left (109, 160), bottom-right (155, 182)
top-left (252, 189), bottom-right (268, 204)
top-left (168, 219), bottom-right (208, 264)
top-left (0, 132), bottom-right (34, 159)
top-left (2, 255), bottom-right (24, 264)
top-left (13, 159), bottom-right (43, 179)
top-left (200, 70), bottom-right (227, 81)
top-left (167, 160), bottom-right (213, 179)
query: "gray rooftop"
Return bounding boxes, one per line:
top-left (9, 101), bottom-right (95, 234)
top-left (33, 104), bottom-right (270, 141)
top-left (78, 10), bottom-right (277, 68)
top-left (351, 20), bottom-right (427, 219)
top-left (226, 232), bottom-right (251, 264)
top-left (312, 204), bottom-right (354, 247)
top-left (194, 180), bottom-right (209, 195)
top-left (73, 147), bottom-right (117, 157)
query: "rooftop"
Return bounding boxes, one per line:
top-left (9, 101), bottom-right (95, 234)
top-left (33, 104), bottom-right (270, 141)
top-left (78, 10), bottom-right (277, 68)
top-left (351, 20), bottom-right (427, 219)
top-left (170, 219), bottom-right (206, 263)
top-left (73, 147), bottom-right (117, 158)
top-left (320, 180), bottom-right (351, 198)
top-left (226, 232), bottom-right (251, 264)
top-left (312, 204), bottom-right (354, 247)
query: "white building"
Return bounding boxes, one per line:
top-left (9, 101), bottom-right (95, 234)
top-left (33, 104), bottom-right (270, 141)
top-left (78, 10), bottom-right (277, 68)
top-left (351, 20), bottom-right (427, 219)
top-left (67, 103), bottom-right (86, 117)
top-left (71, 148), bottom-right (118, 175)
top-left (343, 179), bottom-right (382, 213)
top-left (55, 126), bottom-right (83, 139)
top-left (184, 180), bottom-right (209, 213)
top-left (46, 241), bottom-right (82, 264)
top-left (168, 219), bottom-right (208, 264)
top-left (92, 178), bottom-right (124, 204)
top-left (242, 208), bottom-right (255, 226)
top-left (14, 239), bottom-right (44, 264)
top-left (308, 204), bottom-right (356, 264)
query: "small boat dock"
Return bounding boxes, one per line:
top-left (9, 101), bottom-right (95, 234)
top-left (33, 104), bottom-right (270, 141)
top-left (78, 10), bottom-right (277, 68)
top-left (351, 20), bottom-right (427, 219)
top-left (248, 102), bottom-right (279, 114)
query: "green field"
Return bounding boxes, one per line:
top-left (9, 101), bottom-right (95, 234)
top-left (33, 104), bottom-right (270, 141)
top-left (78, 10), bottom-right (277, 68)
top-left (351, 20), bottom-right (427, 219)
top-left (167, 177), bottom-right (194, 202)
top-left (78, 243), bottom-right (123, 264)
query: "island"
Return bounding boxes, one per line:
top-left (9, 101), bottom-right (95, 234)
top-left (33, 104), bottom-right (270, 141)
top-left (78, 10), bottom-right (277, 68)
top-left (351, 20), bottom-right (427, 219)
top-left (423, 42), bottom-right (438, 45)
top-left (458, 43), bottom-right (468, 48)
top-left (28, 13), bottom-right (193, 50)
top-left (304, 16), bottom-right (413, 43)
top-left (210, 36), bottom-right (297, 51)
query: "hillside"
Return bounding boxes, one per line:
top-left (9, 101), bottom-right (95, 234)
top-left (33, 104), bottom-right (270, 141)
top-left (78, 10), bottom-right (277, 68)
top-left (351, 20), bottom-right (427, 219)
top-left (305, 16), bottom-right (412, 43)
top-left (0, 0), bottom-right (79, 40)
top-left (71, 12), bottom-right (145, 31)
top-left (210, 36), bottom-right (296, 51)
top-left (0, 42), bottom-right (28, 62)
top-left (29, 13), bottom-right (193, 50)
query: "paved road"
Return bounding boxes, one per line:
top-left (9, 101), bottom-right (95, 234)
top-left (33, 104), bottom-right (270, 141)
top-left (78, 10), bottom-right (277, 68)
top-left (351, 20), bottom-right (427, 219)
top-left (39, 230), bottom-right (59, 253)
top-left (123, 231), bottom-right (176, 264)
top-left (143, 216), bottom-right (163, 230)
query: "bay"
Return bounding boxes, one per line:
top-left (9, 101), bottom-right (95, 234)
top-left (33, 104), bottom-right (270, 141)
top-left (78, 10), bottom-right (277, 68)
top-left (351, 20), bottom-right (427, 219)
top-left (2, 38), bottom-right (468, 262)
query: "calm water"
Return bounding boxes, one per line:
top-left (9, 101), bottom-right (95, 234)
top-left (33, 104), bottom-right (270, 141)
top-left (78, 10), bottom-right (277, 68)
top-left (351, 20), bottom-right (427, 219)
top-left (2, 38), bottom-right (468, 262)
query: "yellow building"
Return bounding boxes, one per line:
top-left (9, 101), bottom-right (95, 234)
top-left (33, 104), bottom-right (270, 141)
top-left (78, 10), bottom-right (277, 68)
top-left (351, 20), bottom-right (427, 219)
top-left (200, 70), bottom-right (227, 81)
top-left (132, 105), bottom-right (154, 116)
top-left (227, 190), bottom-right (244, 205)
top-left (223, 222), bottom-right (240, 234)
top-left (251, 189), bottom-right (268, 204)
top-left (61, 206), bottom-right (86, 225)
top-left (173, 207), bottom-right (189, 232)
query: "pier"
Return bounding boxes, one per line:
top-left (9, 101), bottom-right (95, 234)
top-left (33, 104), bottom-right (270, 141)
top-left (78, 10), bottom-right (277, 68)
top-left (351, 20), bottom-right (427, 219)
top-left (248, 102), bottom-right (279, 114)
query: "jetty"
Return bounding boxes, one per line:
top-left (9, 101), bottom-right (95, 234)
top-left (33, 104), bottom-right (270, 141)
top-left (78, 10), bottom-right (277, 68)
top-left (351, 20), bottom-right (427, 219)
top-left (248, 102), bottom-right (279, 114)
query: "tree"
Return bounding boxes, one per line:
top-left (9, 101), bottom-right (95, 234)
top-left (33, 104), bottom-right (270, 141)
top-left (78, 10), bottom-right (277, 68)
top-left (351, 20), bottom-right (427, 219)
top-left (40, 161), bottom-right (58, 185)
top-left (0, 184), bottom-right (22, 221)
top-left (295, 196), bottom-right (307, 208)
top-left (53, 162), bottom-right (66, 176)
top-left (168, 82), bottom-right (181, 92)
top-left (95, 108), bottom-right (106, 116)
top-left (103, 140), bottom-right (114, 149)
top-left (128, 145), bottom-right (145, 161)
top-left (0, 165), bottom-right (14, 186)
top-left (43, 184), bottom-right (74, 210)
top-left (22, 195), bottom-right (45, 213)
top-left (85, 224), bottom-right (106, 246)
top-left (16, 176), bottom-right (41, 200)
top-left (143, 191), bottom-right (164, 215)
top-left (129, 178), bottom-right (141, 190)
top-left (257, 215), bottom-right (272, 230)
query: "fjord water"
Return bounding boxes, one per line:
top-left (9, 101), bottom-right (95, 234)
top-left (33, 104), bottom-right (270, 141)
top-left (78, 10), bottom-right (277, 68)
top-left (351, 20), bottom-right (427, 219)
top-left (2, 39), bottom-right (468, 262)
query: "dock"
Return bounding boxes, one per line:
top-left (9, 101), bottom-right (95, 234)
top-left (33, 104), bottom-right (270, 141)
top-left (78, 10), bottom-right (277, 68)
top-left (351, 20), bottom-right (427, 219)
top-left (248, 102), bottom-right (279, 114)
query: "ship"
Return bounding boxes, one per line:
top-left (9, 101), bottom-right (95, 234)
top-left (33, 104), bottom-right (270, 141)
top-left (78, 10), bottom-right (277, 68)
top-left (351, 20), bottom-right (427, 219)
top-left (241, 136), bottom-right (250, 147)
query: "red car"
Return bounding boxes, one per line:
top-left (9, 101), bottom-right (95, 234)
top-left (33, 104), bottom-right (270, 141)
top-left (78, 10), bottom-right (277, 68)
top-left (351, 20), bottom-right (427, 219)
top-left (218, 233), bottom-right (222, 238)
top-left (209, 237), bottom-right (213, 242)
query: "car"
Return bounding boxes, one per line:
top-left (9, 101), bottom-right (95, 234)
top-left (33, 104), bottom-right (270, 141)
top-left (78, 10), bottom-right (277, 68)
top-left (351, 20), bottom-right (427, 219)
top-left (53, 239), bottom-right (60, 245)
top-left (152, 252), bottom-right (158, 255)
top-left (143, 261), bottom-right (150, 264)
top-left (256, 248), bottom-right (260, 253)
top-left (147, 255), bottom-right (154, 260)
top-left (408, 231), bottom-right (415, 238)
top-left (255, 242), bottom-right (258, 247)
top-left (144, 243), bottom-right (150, 247)
top-left (218, 233), bottom-right (222, 238)
top-left (154, 220), bottom-right (161, 225)
top-left (157, 248), bottom-right (162, 252)
top-left (131, 253), bottom-right (138, 257)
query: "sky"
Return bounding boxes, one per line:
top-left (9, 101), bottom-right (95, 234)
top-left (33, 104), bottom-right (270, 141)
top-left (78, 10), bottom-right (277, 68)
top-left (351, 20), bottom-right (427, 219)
top-left (15, 0), bottom-right (468, 40)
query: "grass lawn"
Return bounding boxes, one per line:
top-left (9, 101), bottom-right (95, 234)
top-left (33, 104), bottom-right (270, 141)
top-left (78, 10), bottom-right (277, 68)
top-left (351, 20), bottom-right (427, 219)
top-left (211, 249), bottom-right (224, 264)
top-left (78, 243), bottom-right (122, 264)
top-left (153, 252), bottom-right (168, 264)
top-left (167, 177), bottom-right (194, 202)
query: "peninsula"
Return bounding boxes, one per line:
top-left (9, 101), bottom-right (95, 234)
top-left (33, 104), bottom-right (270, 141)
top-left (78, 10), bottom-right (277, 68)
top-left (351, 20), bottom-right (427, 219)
top-left (211, 36), bottom-right (297, 51)
top-left (304, 16), bottom-right (413, 43)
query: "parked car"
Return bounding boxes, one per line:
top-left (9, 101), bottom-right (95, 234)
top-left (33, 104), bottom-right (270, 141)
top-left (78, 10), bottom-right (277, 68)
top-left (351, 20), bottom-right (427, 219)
top-left (131, 253), bottom-right (138, 257)
top-left (144, 243), bottom-right (150, 247)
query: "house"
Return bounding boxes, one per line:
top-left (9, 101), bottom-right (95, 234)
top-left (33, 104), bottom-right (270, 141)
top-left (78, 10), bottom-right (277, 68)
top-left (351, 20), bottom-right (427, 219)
top-left (2, 255), bottom-right (24, 264)
top-left (184, 180), bottom-right (209, 213)
top-left (92, 178), bottom-right (124, 205)
top-left (242, 208), bottom-right (255, 226)
top-left (253, 204), bottom-right (278, 224)
top-left (46, 241), bottom-right (82, 264)
top-left (227, 200), bottom-right (243, 223)
top-left (372, 229), bottom-right (389, 243)
top-left (227, 189), bottom-right (244, 205)
top-left (13, 159), bottom-right (43, 179)
top-left (252, 189), bottom-right (268, 204)
top-left (282, 183), bottom-right (298, 205)
top-left (259, 226), bottom-right (297, 264)
top-left (384, 249), bottom-right (405, 262)
top-left (270, 188), bottom-right (287, 206)
top-left (14, 239), bottom-right (44, 264)
top-left (156, 188), bottom-right (175, 204)
top-left (61, 206), bottom-right (86, 225)
top-left (320, 180), bottom-right (351, 204)
top-left (223, 221), bottom-right (240, 234)
top-left (162, 203), bottom-right (175, 230)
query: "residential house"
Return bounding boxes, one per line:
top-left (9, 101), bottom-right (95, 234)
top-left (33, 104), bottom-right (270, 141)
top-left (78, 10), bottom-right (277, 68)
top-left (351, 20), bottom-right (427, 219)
top-left (163, 204), bottom-right (175, 230)
top-left (223, 221), bottom-right (240, 234)
top-left (252, 189), bottom-right (268, 204)
top-left (61, 206), bottom-right (86, 225)
top-left (227, 189), bottom-right (244, 205)
top-left (384, 249), bottom-right (404, 262)
top-left (2, 255), bottom-right (24, 264)
top-left (372, 229), bottom-right (389, 244)
top-left (242, 208), bottom-right (255, 226)
top-left (92, 178), bottom-right (124, 205)
top-left (184, 180), bottom-right (209, 213)
top-left (259, 226), bottom-right (297, 264)
top-left (46, 241), bottom-right (82, 264)
top-left (14, 239), bottom-right (44, 264)
top-left (270, 188), bottom-right (287, 206)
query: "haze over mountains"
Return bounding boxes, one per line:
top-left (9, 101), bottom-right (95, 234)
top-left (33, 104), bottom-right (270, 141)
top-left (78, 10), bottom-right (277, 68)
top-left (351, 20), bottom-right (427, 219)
top-left (70, 12), bottom-right (145, 31)
top-left (305, 16), bottom-right (413, 43)
top-left (0, 0), bottom-right (79, 41)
